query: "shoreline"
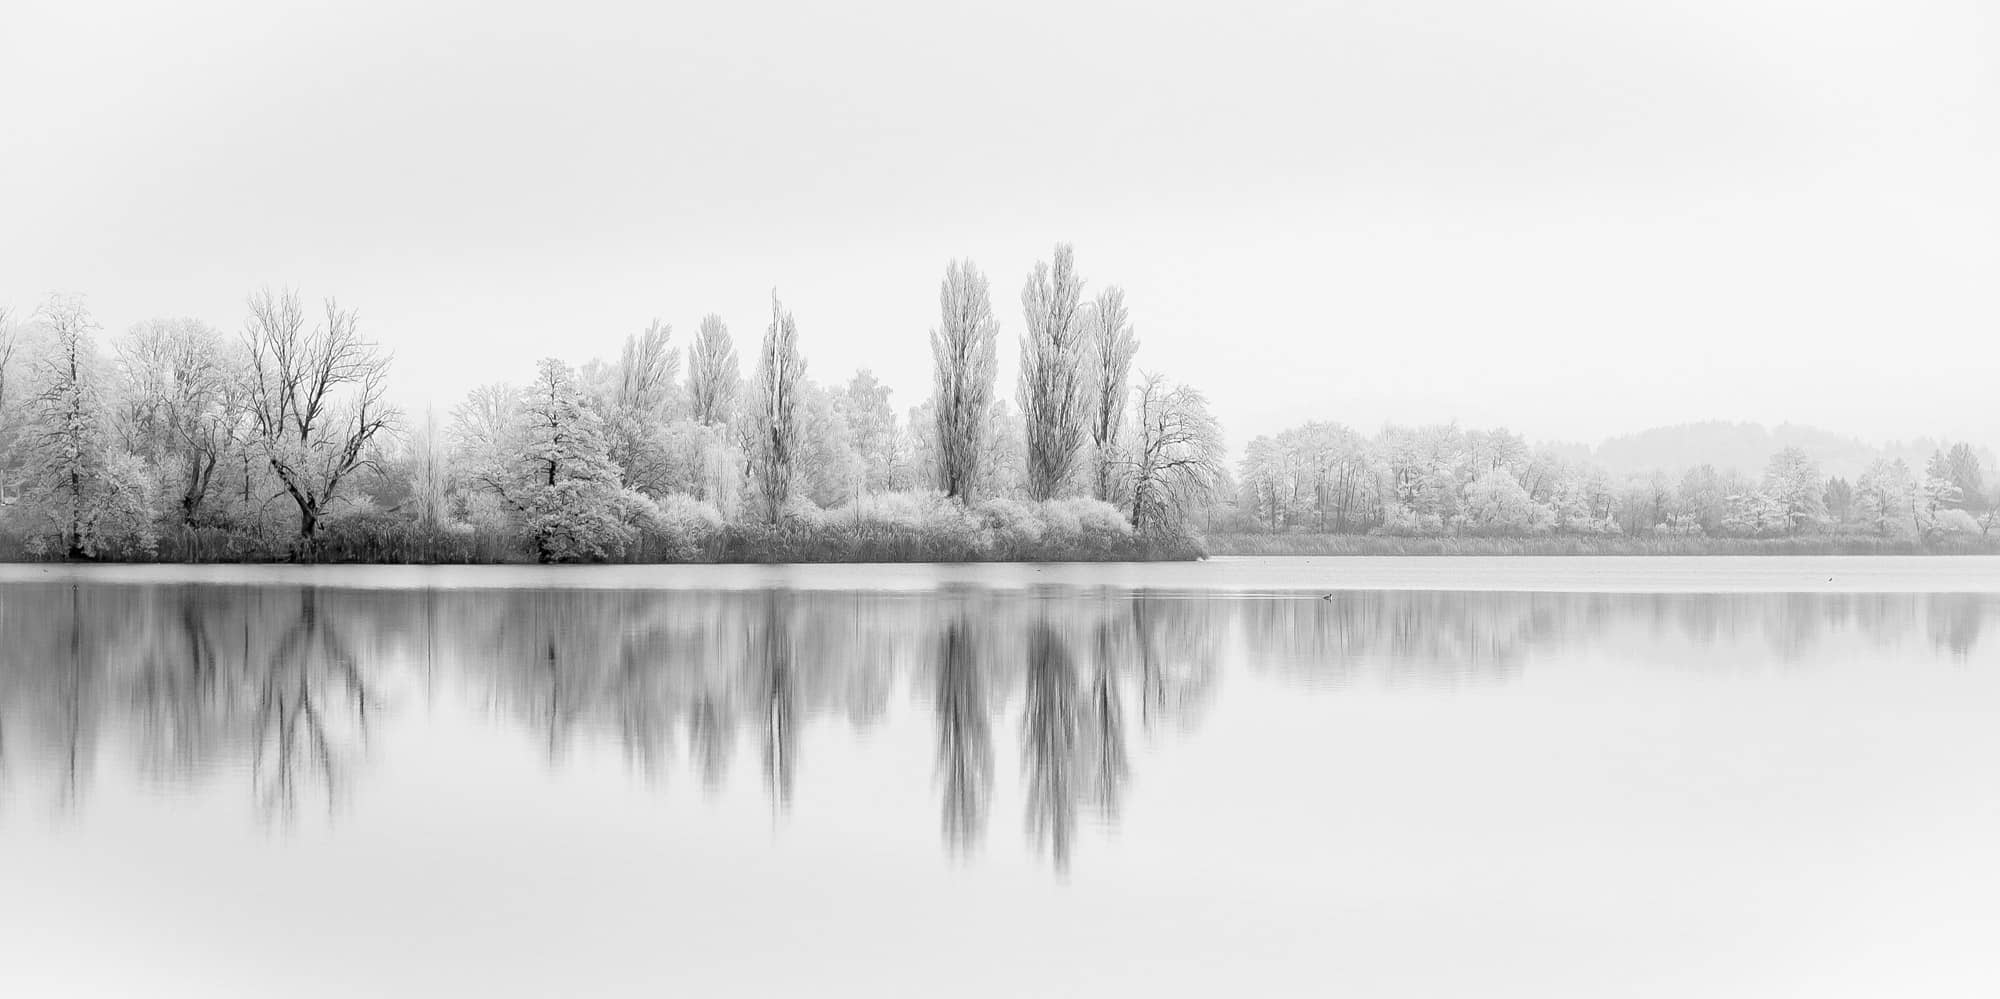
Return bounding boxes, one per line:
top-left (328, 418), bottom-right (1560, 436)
top-left (7, 554), bottom-right (2000, 594)
top-left (1201, 533), bottom-right (2000, 558)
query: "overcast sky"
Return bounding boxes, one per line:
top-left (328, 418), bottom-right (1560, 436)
top-left (2, 0), bottom-right (1994, 451)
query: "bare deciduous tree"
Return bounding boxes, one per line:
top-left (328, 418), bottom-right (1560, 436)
top-left (929, 260), bottom-right (998, 503)
top-left (687, 313), bottom-right (739, 427)
top-left (449, 382), bottom-right (523, 504)
top-left (241, 288), bottom-right (397, 545)
top-left (753, 293), bottom-right (805, 523)
top-left (1085, 287), bottom-right (1136, 502)
top-left (114, 318), bottom-right (242, 525)
top-left (1124, 373), bottom-right (1224, 537)
top-left (1017, 243), bottom-right (1089, 501)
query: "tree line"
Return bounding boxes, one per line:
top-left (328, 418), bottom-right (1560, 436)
top-left (1231, 422), bottom-right (1996, 540)
top-left (0, 244), bottom-right (1226, 561)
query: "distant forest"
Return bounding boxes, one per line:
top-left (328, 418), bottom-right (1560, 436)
top-left (1229, 422), bottom-right (1996, 542)
top-left (1, 245), bottom-right (1992, 563)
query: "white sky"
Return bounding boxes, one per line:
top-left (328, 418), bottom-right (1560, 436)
top-left (2, 0), bottom-right (1994, 451)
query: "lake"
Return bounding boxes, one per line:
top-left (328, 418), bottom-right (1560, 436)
top-left (2, 557), bottom-right (1997, 997)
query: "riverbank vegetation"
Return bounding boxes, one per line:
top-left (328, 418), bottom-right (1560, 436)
top-left (0, 246), bottom-right (1223, 563)
top-left (1218, 422), bottom-right (1998, 554)
top-left (5, 254), bottom-right (1995, 563)
top-left (1204, 533), bottom-right (2000, 557)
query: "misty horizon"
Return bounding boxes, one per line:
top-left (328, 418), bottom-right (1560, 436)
top-left (5, 0), bottom-right (1995, 451)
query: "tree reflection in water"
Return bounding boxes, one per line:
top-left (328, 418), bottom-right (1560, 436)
top-left (0, 582), bottom-right (1989, 864)
top-left (248, 588), bottom-right (375, 821)
top-left (933, 614), bottom-right (991, 857)
top-left (1022, 622), bottom-right (1080, 872)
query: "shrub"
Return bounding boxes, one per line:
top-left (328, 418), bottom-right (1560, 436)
top-left (1935, 508), bottom-right (1980, 533)
top-left (1458, 470), bottom-right (1555, 536)
top-left (525, 481), bottom-right (635, 562)
top-left (630, 493), bottom-right (727, 561)
top-left (976, 496), bottom-right (1138, 560)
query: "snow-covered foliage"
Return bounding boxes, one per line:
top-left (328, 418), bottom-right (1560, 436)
top-left (15, 296), bottom-right (158, 557)
top-left (929, 260), bottom-right (999, 502)
top-left (751, 294), bottom-right (806, 524)
top-left (1236, 421), bottom-right (1985, 542)
top-left (17, 253), bottom-right (1993, 563)
top-left (1458, 469), bottom-right (1553, 535)
top-left (514, 359), bottom-right (632, 561)
top-left (624, 491), bottom-right (725, 561)
top-left (1016, 243), bottom-right (1090, 501)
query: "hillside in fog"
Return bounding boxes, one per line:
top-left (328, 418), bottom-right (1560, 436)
top-left (1579, 422), bottom-right (1996, 481)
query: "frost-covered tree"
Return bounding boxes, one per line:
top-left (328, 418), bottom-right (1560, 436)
top-left (929, 260), bottom-right (998, 503)
top-left (1465, 428), bottom-right (1530, 479)
top-left (752, 293), bottom-right (806, 522)
top-left (1084, 287), bottom-right (1136, 502)
top-left (408, 405), bottom-right (449, 529)
top-left (1918, 450), bottom-right (1964, 537)
top-left (600, 320), bottom-right (681, 496)
top-left (904, 399), bottom-right (939, 488)
top-left (795, 380), bottom-right (863, 507)
top-left (1234, 422), bottom-right (1387, 533)
top-left (1519, 447), bottom-right (1569, 507)
top-left (1823, 476), bottom-right (1854, 526)
top-left (615, 320), bottom-right (679, 416)
top-left (112, 318), bottom-right (242, 525)
top-left (686, 313), bottom-right (739, 428)
top-left (1945, 443), bottom-right (1985, 512)
top-left (241, 289), bottom-right (396, 544)
top-left (1460, 468), bottom-right (1553, 535)
top-left (1016, 244), bottom-right (1089, 500)
top-left (1123, 374), bottom-right (1224, 537)
top-left (1922, 450), bottom-right (1963, 508)
top-left (449, 382), bottom-right (522, 511)
top-left (18, 296), bottom-right (155, 557)
top-left (1235, 434), bottom-right (1286, 529)
top-left (1619, 471), bottom-right (1675, 535)
top-left (1301, 423), bottom-right (1374, 532)
top-left (1761, 447), bottom-right (1826, 535)
top-left (1550, 464), bottom-right (1620, 535)
top-left (837, 370), bottom-right (900, 494)
top-left (1854, 458), bottom-right (1912, 537)
top-left (1721, 490), bottom-right (1788, 536)
top-left (658, 418), bottom-right (743, 511)
top-left (1377, 424), bottom-right (1464, 532)
top-left (978, 400), bottom-right (1028, 500)
top-left (516, 358), bottom-right (630, 561)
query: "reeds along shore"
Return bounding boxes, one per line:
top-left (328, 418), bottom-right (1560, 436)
top-left (0, 494), bottom-right (1204, 565)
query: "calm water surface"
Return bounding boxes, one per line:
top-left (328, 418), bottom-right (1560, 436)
top-left (2, 558), bottom-right (1997, 997)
